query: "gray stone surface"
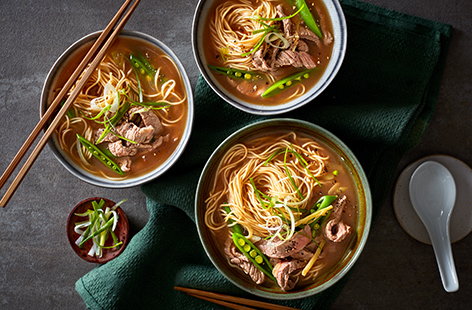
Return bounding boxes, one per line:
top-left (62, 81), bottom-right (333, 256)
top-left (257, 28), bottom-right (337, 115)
top-left (0, 0), bottom-right (470, 309)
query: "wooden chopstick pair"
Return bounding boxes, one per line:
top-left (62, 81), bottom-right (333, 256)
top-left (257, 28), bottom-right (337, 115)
top-left (174, 286), bottom-right (300, 310)
top-left (0, 0), bottom-right (141, 207)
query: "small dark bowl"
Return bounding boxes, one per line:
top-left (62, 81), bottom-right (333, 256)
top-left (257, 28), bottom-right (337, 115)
top-left (66, 197), bottom-right (130, 264)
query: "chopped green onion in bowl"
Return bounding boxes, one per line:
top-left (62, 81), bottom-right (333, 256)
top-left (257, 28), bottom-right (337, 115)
top-left (67, 197), bottom-right (130, 263)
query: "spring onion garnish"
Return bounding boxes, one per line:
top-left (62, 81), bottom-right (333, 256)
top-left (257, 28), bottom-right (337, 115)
top-left (265, 32), bottom-right (290, 49)
top-left (96, 101), bottom-right (130, 144)
top-left (129, 100), bottom-right (171, 110)
top-left (254, 3), bottom-right (305, 22)
top-left (241, 34), bottom-right (267, 57)
top-left (74, 199), bottom-right (127, 258)
top-left (264, 146), bottom-right (321, 186)
top-left (284, 148), bottom-right (304, 199)
top-left (249, 178), bottom-right (270, 209)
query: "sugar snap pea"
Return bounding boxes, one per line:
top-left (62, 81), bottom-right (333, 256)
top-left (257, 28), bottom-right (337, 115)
top-left (261, 69), bottom-right (313, 97)
top-left (129, 54), bottom-right (156, 77)
top-left (293, 0), bottom-right (323, 38)
top-left (232, 233), bottom-right (276, 282)
top-left (208, 65), bottom-right (256, 80)
top-left (309, 195), bottom-right (337, 231)
top-left (76, 134), bottom-right (124, 175)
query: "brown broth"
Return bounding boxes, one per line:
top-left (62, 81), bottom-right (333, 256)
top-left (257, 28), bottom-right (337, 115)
top-left (206, 130), bottom-right (358, 290)
top-left (48, 36), bottom-right (188, 179)
top-left (203, 0), bottom-right (334, 106)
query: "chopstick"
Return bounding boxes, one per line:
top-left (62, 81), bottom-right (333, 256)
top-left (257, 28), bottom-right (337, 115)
top-left (187, 293), bottom-right (256, 310)
top-left (0, 0), bottom-right (141, 208)
top-left (0, 0), bottom-right (133, 191)
top-left (174, 286), bottom-right (300, 310)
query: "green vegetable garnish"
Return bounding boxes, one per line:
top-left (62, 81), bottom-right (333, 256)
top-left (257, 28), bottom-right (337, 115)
top-left (223, 206), bottom-right (244, 234)
top-left (129, 100), bottom-right (171, 110)
top-left (96, 101), bottom-right (130, 144)
top-left (129, 54), bottom-right (156, 77)
top-left (208, 65), bottom-right (257, 80)
top-left (60, 100), bottom-right (76, 119)
top-left (76, 134), bottom-right (124, 175)
top-left (232, 233), bottom-right (276, 282)
top-left (74, 199), bottom-right (126, 258)
top-left (254, 3), bottom-right (305, 22)
top-left (284, 148), bottom-right (304, 199)
top-left (262, 69), bottom-right (313, 97)
top-left (293, 0), bottom-right (323, 38)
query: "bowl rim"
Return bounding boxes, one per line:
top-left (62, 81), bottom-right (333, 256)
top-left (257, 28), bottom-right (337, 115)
top-left (195, 118), bottom-right (372, 299)
top-left (40, 30), bottom-right (194, 188)
top-left (191, 0), bottom-right (347, 115)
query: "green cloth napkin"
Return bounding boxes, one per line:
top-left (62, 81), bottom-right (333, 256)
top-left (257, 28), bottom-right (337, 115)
top-left (76, 0), bottom-right (451, 309)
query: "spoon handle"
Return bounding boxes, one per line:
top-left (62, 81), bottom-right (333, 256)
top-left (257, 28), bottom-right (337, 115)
top-left (428, 223), bottom-right (459, 292)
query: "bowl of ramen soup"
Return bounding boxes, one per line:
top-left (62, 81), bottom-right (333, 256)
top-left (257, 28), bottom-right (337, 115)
top-left (193, 0), bottom-right (346, 115)
top-left (196, 119), bottom-right (371, 299)
top-left (40, 31), bottom-right (193, 187)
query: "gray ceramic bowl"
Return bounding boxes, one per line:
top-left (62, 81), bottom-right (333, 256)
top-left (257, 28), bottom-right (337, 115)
top-left (40, 31), bottom-right (193, 188)
top-left (192, 0), bottom-right (347, 115)
top-left (195, 118), bottom-right (371, 299)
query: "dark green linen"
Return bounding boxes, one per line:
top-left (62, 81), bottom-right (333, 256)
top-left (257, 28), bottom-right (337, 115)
top-left (76, 0), bottom-right (451, 308)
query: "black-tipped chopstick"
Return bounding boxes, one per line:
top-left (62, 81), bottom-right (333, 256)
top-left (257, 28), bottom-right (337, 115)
top-left (0, 0), bottom-right (141, 207)
top-left (174, 286), bottom-right (300, 310)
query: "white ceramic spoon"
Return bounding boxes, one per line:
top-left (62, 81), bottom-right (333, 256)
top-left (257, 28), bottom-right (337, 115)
top-left (409, 160), bottom-right (459, 292)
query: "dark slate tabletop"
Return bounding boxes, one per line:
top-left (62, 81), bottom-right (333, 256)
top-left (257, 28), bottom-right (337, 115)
top-left (0, 0), bottom-right (470, 309)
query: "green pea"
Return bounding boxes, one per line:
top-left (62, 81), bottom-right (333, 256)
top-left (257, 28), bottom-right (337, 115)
top-left (255, 256), bottom-right (263, 264)
top-left (243, 244), bottom-right (251, 252)
top-left (333, 170), bottom-right (339, 176)
top-left (234, 72), bottom-right (242, 78)
top-left (244, 73), bottom-right (252, 80)
top-left (303, 73), bottom-right (310, 79)
top-left (278, 84), bottom-right (285, 90)
top-left (286, 81), bottom-right (293, 86)
top-left (249, 250), bottom-right (257, 258)
top-left (237, 238), bottom-right (245, 246)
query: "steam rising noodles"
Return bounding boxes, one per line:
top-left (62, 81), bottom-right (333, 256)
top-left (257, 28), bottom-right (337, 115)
top-left (204, 130), bottom-right (358, 291)
top-left (51, 36), bottom-right (188, 180)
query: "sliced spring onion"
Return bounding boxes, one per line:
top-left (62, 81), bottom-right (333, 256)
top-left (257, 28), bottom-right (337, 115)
top-left (129, 100), bottom-right (171, 110)
top-left (255, 3), bottom-right (305, 22)
top-left (283, 148), bottom-right (304, 199)
top-left (241, 33), bottom-right (267, 57)
top-left (74, 199), bottom-right (125, 258)
top-left (264, 32), bottom-right (290, 49)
